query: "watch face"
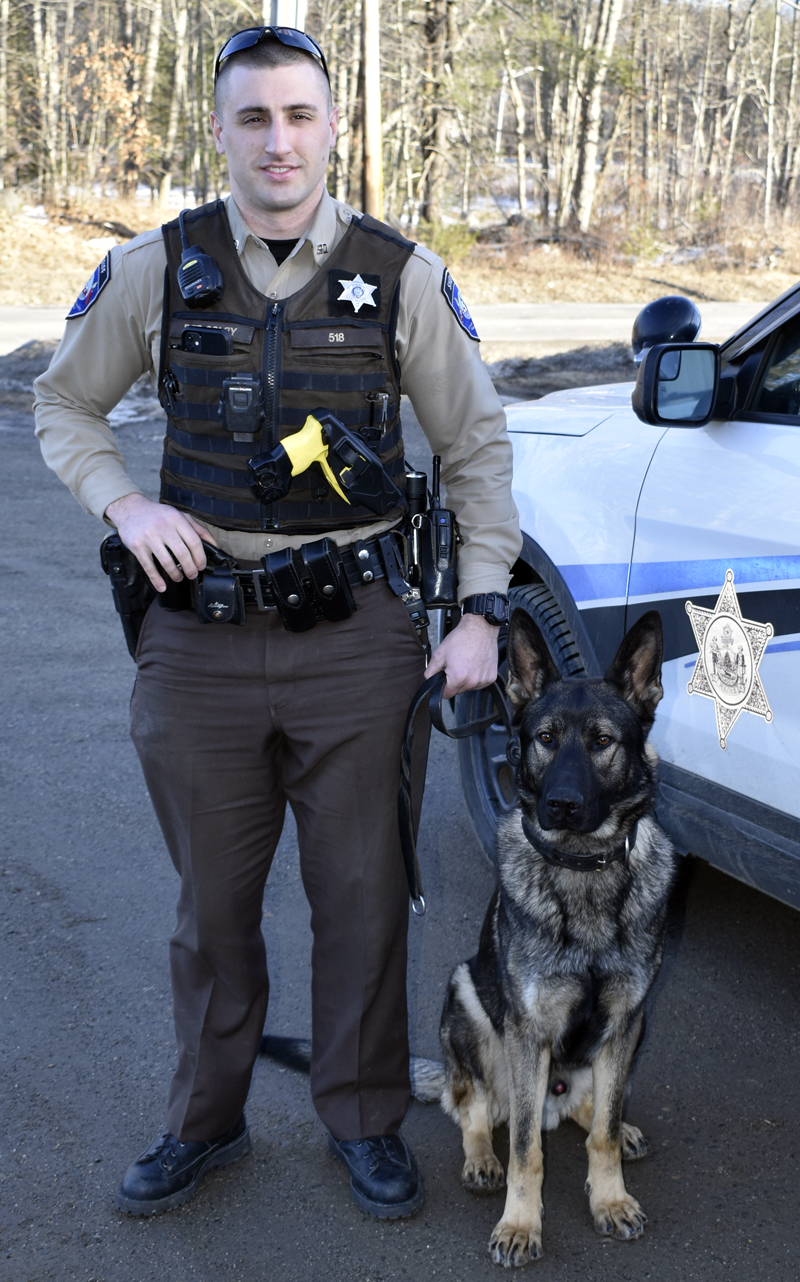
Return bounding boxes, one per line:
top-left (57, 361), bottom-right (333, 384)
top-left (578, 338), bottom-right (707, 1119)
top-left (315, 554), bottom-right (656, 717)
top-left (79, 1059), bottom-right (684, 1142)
top-left (490, 597), bottom-right (509, 625)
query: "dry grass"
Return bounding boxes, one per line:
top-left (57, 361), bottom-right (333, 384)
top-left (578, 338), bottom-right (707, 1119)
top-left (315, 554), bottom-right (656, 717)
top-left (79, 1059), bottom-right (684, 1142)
top-left (455, 237), bottom-right (800, 306)
top-left (3, 195), bottom-right (799, 308)
top-left (0, 196), bottom-right (163, 307)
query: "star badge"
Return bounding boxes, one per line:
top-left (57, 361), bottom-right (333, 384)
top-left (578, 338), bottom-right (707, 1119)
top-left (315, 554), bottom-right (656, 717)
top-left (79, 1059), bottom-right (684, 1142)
top-left (685, 569), bottom-right (773, 749)
top-left (337, 273), bottom-right (377, 313)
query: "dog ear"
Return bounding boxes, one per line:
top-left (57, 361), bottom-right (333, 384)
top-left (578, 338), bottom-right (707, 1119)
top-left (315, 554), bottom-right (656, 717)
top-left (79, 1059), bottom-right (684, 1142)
top-left (605, 610), bottom-right (664, 728)
top-left (506, 608), bottom-right (561, 709)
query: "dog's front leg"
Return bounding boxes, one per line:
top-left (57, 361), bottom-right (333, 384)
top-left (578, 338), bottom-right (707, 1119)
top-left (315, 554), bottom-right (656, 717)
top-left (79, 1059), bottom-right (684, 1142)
top-left (489, 1028), bottom-right (550, 1267)
top-left (585, 1012), bottom-right (647, 1241)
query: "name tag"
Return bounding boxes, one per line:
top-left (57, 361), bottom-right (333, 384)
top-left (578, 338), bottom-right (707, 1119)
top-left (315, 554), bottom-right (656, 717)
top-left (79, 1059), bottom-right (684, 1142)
top-left (291, 327), bottom-right (383, 350)
top-left (169, 319), bottom-right (255, 344)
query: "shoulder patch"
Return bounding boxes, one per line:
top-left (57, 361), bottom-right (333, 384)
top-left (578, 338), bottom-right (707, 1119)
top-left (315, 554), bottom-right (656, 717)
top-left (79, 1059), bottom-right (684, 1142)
top-left (442, 268), bottom-right (479, 341)
top-left (66, 253), bottom-right (112, 319)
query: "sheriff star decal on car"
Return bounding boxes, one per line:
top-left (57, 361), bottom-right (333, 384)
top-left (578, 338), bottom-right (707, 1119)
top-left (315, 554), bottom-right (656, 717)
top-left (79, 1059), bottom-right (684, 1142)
top-left (685, 570), bottom-right (773, 749)
top-left (337, 273), bottom-right (377, 313)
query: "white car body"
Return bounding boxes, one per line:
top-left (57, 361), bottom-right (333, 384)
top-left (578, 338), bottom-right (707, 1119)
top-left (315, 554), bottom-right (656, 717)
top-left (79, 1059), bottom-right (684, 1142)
top-left (469, 285), bottom-right (800, 910)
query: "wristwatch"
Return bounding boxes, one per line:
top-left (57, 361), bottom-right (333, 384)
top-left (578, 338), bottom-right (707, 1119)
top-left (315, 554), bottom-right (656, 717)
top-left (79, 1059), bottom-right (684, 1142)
top-left (461, 592), bottom-right (510, 627)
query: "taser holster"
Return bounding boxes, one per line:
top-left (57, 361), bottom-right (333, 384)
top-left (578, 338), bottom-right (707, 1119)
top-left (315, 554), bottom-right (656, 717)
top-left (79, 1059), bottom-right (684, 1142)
top-left (248, 410), bottom-right (406, 517)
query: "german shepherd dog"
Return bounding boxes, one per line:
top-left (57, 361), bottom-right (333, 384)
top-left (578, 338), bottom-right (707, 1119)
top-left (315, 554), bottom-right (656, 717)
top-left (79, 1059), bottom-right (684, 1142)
top-left (439, 609), bottom-right (676, 1266)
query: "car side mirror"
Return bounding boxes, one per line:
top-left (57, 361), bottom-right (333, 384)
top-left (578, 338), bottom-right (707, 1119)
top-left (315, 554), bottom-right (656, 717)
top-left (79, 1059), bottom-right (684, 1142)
top-left (631, 343), bottom-right (719, 426)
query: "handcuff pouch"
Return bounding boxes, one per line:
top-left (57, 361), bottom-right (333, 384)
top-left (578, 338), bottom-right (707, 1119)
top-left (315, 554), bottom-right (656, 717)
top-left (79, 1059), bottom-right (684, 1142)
top-left (301, 538), bottom-right (356, 622)
top-left (262, 548), bottom-right (318, 632)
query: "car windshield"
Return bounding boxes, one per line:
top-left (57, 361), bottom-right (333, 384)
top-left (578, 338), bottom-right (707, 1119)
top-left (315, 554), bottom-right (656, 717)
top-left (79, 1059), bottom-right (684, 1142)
top-left (750, 315), bottom-right (800, 417)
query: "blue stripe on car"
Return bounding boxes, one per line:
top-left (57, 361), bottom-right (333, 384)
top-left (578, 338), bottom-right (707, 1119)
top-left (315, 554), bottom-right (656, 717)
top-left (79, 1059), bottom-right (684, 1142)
top-left (562, 555), bottom-right (800, 603)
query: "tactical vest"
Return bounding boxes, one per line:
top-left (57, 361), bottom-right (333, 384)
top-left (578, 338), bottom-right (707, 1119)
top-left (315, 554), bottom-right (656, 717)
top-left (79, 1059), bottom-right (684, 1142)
top-left (158, 200), bottom-right (415, 533)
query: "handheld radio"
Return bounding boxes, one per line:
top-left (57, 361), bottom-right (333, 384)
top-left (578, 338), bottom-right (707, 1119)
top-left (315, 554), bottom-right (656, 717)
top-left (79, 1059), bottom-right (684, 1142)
top-left (417, 456), bottom-right (459, 608)
top-left (176, 209), bottom-right (224, 308)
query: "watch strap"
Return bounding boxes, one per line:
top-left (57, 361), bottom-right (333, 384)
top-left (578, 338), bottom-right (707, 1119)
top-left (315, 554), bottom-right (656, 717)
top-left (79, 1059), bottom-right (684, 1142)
top-left (461, 592), bottom-right (509, 626)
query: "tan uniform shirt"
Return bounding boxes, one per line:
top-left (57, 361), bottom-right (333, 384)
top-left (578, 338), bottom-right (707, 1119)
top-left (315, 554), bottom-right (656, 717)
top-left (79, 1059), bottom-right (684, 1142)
top-left (34, 190), bottom-right (521, 600)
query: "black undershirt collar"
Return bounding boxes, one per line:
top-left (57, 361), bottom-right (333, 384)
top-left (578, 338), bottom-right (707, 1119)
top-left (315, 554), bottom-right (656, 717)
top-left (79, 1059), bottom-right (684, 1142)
top-left (262, 237), bottom-right (299, 266)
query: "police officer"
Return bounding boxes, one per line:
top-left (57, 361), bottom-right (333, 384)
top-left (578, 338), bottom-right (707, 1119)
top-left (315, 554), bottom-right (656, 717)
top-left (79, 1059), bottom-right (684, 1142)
top-left (34, 27), bottom-right (521, 1219)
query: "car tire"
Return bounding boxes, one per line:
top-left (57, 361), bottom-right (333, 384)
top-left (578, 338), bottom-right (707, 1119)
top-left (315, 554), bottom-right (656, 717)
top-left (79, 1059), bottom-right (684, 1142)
top-left (455, 581), bottom-right (588, 864)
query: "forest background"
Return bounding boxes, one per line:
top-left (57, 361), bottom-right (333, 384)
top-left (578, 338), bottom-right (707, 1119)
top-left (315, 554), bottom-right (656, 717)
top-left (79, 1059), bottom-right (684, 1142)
top-left (3, 0), bottom-right (800, 307)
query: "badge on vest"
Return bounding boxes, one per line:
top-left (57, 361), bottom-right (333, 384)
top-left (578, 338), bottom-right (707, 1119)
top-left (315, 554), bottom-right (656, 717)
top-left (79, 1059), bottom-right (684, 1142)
top-left (442, 269), bottom-right (479, 341)
top-left (330, 271), bottom-right (381, 316)
top-left (67, 253), bottom-right (112, 319)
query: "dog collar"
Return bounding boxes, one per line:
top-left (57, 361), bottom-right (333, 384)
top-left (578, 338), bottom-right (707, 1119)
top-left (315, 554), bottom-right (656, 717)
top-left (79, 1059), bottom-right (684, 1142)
top-left (521, 816), bottom-right (638, 873)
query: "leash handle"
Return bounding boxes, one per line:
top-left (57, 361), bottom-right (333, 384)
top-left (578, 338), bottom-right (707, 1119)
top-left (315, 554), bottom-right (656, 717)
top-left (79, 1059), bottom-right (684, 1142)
top-left (398, 672), bottom-right (518, 913)
top-left (429, 674), bottom-right (515, 742)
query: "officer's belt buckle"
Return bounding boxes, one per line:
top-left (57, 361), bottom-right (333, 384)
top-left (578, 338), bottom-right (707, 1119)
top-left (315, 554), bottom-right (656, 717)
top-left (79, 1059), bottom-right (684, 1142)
top-left (251, 568), bottom-right (272, 612)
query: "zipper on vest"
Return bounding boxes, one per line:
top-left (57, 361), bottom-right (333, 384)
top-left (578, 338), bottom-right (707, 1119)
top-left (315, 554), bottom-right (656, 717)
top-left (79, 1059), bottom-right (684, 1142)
top-left (261, 301), bottom-right (283, 530)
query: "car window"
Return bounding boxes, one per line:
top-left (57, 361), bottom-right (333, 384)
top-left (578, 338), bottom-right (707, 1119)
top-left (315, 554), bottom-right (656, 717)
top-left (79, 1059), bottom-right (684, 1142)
top-left (750, 315), bottom-right (800, 417)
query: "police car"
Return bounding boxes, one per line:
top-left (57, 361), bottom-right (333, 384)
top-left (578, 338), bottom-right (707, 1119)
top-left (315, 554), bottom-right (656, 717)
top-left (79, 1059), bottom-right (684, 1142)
top-left (456, 287), bottom-right (800, 912)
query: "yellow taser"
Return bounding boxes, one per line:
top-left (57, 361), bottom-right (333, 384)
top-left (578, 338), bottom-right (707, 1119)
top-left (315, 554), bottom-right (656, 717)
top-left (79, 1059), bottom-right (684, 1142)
top-left (280, 414), bottom-right (350, 504)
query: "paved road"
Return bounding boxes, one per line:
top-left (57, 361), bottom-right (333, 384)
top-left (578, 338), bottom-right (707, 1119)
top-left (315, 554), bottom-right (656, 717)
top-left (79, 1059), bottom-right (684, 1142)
top-left (0, 300), bottom-right (767, 356)
top-left (469, 301), bottom-right (764, 346)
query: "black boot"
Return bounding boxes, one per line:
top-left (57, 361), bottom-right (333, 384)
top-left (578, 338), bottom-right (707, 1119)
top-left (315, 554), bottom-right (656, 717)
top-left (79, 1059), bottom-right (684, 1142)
top-left (328, 1133), bottom-right (424, 1219)
top-left (115, 1115), bottom-right (251, 1215)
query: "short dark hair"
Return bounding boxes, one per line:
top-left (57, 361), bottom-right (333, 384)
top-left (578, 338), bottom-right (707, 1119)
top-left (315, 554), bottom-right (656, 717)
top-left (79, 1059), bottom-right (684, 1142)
top-left (214, 38), bottom-right (332, 113)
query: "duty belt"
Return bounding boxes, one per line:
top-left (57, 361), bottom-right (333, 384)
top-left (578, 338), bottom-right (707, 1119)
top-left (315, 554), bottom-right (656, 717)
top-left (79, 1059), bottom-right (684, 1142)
top-left (101, 529), bottom-right (429, 655)
top-left (190, 533), bottom-right (428, 635)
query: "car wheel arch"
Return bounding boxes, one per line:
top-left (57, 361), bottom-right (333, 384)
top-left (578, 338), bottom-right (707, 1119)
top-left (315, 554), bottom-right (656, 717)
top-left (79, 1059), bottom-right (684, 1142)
top-left (510, 533), bottom-right (602, 678)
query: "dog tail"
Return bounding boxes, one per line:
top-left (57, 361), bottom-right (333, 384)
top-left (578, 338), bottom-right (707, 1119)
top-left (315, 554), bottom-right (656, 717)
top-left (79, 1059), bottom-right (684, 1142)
top-left (259, 1035), bottom-right (445, 1104)
top-left (259, 1034), bottom-right (312, 1073)
top-left (409, 1056), bottom-right (446, 1103)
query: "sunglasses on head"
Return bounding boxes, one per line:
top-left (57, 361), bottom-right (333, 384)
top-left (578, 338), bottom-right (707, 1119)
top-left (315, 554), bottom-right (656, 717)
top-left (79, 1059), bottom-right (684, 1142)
top-left (214, 26), bottom-right (329, 84)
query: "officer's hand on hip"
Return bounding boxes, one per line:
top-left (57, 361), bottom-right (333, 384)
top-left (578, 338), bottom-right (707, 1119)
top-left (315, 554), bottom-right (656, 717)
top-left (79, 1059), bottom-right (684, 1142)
top-left (424, 613), bottom-right (499, 698)
top-left (104, 493), bottom-right (216, 592)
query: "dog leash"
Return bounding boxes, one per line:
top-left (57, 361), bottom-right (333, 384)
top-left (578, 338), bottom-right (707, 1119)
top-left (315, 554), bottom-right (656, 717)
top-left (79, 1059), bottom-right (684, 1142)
top-left (398, 670), bottom-right (518, 915)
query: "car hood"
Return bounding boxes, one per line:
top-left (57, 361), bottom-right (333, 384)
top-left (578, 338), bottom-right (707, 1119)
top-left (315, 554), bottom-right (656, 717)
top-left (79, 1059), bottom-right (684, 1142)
top-left (505, 381), bottom-right (636, 436)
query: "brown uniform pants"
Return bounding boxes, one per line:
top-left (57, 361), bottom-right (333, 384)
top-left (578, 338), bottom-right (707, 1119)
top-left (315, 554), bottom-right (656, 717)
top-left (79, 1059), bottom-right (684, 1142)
top-left (129, 580), bottom-right (427, 1143)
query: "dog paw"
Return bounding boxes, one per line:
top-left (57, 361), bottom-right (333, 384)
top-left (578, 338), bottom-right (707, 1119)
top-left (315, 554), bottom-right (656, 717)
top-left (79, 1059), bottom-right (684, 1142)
top-left (489, 1221), bottom-right (543, 1267)
top-left (462, 1153), bottom-right (505, 1193)
top-left (592, 1195), bottom-right (648, 1240)
top-left (621, 1123), bottom-right (650, 1161)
